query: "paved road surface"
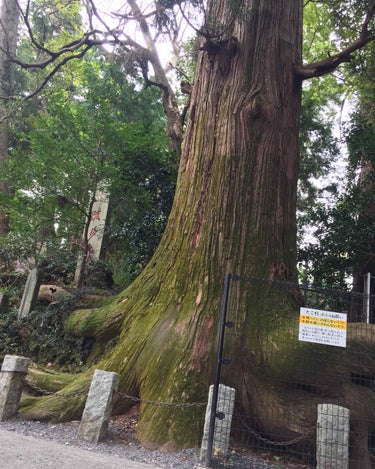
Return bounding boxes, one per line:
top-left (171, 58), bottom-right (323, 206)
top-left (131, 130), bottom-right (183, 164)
top-left (0, 429), bottom-right (164, 469)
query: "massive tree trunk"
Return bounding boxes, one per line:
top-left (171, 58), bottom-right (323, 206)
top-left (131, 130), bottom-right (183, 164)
top-left (22, 0), bottom-right (303, 447)
top-left (23, 0), bottom-right (304, 446)
top-left (0, 0), bottom-right (19, 235)
top-left (16, 3), bottom-right (375, 465)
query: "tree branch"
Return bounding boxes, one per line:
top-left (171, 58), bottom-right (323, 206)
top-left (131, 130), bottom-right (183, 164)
top-left (1, 43), bottom-right (99, 101)
top-left (29, 47), bottom-right (97, 98)
top-left (295, 0), bottom-right (375, 80)
top-left (16, 0), bottom-right (55, 58)
top-left (0, 30), bottom-right (104, 71)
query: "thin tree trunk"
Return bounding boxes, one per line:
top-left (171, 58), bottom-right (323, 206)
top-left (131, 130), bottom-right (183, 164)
top-left (352, 159), bottom-right (375, 321)
top-left (0, 0), bottom-right (19, 235)
top-left (127, 0), bottom-right (183, 158)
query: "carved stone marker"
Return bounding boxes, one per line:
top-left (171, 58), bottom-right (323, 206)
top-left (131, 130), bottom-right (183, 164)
top-left (0, 293), bottom-right (8, 313)
top-left (18, 268), bottom-right (42, 320)
top-left (0, 355), bottom-right (30, 421)
top-left (86, 189), bottom-right (110, 260)
top-left (79, 369), bottom-right (119, 443)
top-left (317, 403), bottom-right (349, 469)
top-left (74, 188), bottom-right (110, 285)
top-left (199, 384), bottom-right (235, 464)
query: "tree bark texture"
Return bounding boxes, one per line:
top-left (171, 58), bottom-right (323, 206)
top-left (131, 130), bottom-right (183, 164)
top-left (21, 0), bottom-right (304, 449)
top-left (0, 0), bottom-right (19, 235)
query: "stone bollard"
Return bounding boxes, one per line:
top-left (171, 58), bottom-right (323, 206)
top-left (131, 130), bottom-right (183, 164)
top-left (18, 268), bottom-right (42, 320)
top-left (199, 384), bottom-right (235, 466)
top-left (317, 403), bottom-right (349, 469)
top-left (0, 355), bottom-right (31, 421)
top-left (79, 369), bottom-right (120, 444)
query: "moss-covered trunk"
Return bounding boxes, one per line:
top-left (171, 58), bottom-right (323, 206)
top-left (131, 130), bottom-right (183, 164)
top-left (22, 0), bottom-right (304, 449)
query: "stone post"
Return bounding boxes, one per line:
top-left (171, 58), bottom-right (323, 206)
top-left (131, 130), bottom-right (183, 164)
top-left (199, 384), bottom-right (235, 465)
top-left (0, 355), bottom-right (31, 421)
top-left (317, 403), bottom-right (349, 469)
top-left (18, 268), bottom-right (42, 320)
top-left (79, 369), bottom-right (119, 443)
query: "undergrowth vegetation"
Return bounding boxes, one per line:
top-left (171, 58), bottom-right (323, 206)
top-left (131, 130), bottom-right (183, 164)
top-left (0, 260), bottom-right (117, 371)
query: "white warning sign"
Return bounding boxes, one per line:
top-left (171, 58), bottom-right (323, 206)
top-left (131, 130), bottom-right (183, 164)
top-left (298, 307), bottom-right (347, 348)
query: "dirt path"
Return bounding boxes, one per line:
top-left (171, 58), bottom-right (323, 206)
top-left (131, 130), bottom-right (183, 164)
top-left (0, 428), bottom-right (163, 469)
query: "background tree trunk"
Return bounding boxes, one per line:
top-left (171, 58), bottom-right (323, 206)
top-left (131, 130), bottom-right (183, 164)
top-left (22, 0), bottom-right (304, 448)
top-left (0, 0), bottom-right (19, 235)
top-left (126, 0), bottom-right (183, 158)
top-left (351, 158), bottom-right (375, 321)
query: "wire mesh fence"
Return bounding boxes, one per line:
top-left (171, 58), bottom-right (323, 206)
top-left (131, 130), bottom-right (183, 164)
top-left (206, 274), bottom-right (375, 468)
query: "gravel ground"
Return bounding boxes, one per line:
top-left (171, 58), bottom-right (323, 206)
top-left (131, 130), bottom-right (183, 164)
top-left (0, 412), bottom-right (311, 469)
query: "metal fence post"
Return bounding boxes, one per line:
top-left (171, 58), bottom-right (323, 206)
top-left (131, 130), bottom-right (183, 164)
top-left (205, 272), bottom-right (232, 468)
top-left (200, 384), bottom-right (236, 464)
